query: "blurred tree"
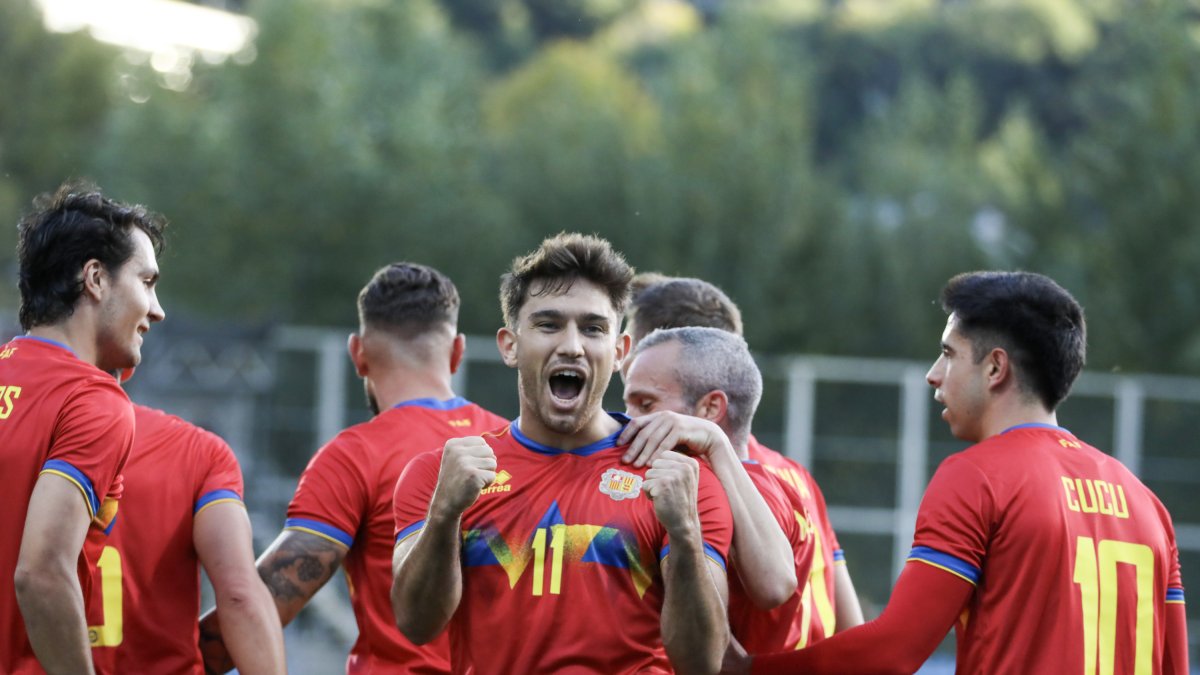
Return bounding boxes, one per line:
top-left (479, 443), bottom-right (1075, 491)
top-left (0, 0), bottom-right (120, 309)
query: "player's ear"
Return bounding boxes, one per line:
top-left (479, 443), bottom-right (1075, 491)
top-left (347, 333), bottom-right (368, 377)
top-left (986, 347), bottom-right (1010, 389)
top-left (449, 333), bottom-right (466, 375)
top-left (497, 326), bottom-right (518, 368)
top-left (695, 390), bottom-right (728, 425)
top-left (81, 258), bottom-right (107, 301)
top-left (613, 331), bottom-right (631, 372)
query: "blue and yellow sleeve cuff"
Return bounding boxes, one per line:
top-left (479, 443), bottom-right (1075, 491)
top-left (285, 518), bottom-right (353, 548)
top-left (1167, 588), bottom-right (1186, 604)
top-left (394, 520), bottom-right (425, 548)
top-left (908, 545), bottom-right (981, 586)
top-left (40, 459), bottom-right (99, 519)
top-left (658, 542), bottom-right (727, 571)
top-left (195, 489), bottom-right (243, 516)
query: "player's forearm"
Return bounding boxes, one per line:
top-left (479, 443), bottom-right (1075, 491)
top-left (214, 579), bottom-right (286, 675)
top-left (709, 452), bottom-right (796, 608)
top-left (833, 563), bottom-right (865, 631)
top-left (661, 530), bottom-right (729, 675)
top-left (751, 562), bottom-right (968, 675)
top-left (14, 562), bottom-right (94, 675)
top-left (392, 509), bottom-right (464, 644)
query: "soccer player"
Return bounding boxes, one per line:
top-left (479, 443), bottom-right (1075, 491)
top-left (88, 386), bottom-right (285, 674)
top-left (200, 262), bottom-right (505, 674)
top-left (391, 233), bottom-right (734, 675)
top-left (620, 326), bottom-right (812, 652)
top-left (625, 274), bottom-right (864, 642)
top-left (1, 181), bottom-right (164, 674)
top-left (739, 271), bottom-right (1189, 674)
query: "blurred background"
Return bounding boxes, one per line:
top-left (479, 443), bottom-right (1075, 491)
top-left (3, 0), bottom-right (1198, 670)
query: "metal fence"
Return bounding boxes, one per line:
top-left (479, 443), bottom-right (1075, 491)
top-left (123, 324), bottom-right (1199, 671)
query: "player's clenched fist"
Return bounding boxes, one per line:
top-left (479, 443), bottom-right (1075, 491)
top-left (643, 451), bottom-right (702, 535)
top-left (619, 411), bottom-right (733, 468)
top-left (431, 436), bottom-right (497, 518)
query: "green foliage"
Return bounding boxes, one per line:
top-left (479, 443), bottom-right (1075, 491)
top-left (5, 0), bottom-right (1200, 376)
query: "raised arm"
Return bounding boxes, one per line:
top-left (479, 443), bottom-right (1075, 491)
top-left (14, 474), bottom-right (95, 675)
top-left (391, 437), bottom-right (495, 644)
top-left (648, 451), bottom-right (730, 675)
top-left (194, 502), bottom-right (285, 675)
top-left (622, 412), bottom-right (796, 608)
top-left (739, 561), bottom-right (972, 675)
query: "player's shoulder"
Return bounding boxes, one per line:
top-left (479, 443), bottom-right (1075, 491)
top-left (132, 403), bottom-right (232, 458)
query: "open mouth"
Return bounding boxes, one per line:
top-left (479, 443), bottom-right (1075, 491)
top-left (548, 370), bottom-right (585, 405)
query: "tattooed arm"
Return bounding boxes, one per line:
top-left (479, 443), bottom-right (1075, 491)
top-left (199, 528), bottom-right (345, 674)
top-left (194, 503), bottom-right (286, 675)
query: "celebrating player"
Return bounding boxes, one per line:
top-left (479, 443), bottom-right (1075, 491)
top-left (391, 233), bottom-right (734, 674)
top-left (625, 274), bottom-right (863, 642)
top-left (737, 271), bottom-right (1189, 674)
top-left (620, 326), bottom-right (812, 652)
top-left (1, 181), bottom-right (165, 674)
top-left (200, 262), bottom-right (505, 674)
top-left (88, 384), bottom-right (284, 674)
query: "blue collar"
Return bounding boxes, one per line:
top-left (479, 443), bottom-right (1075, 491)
top-left (13, 335), bottom-right (76, 356)
top-left (1001, 422), bottom-right (1071, 435)
top-left (511, 412), bottom-right (630, 456)
top-left (393, 396), bottom-right (470, 411)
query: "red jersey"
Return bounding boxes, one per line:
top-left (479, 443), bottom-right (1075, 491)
top-left (0, 336), bottom-right (133, 674)
top-left (910, 423), bottom-right (1186, 674)
top-left (392, 414), bottom-right (735, 675)
top-left (727, 461), bottom-right (815, 653)
top-left (287, 397), bottom-right (506, 674)
top-left (746, 436), bottom-right (843, 646)
top-left (87, 404), bottom-right (244, 674)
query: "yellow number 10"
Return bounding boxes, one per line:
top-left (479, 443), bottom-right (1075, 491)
top-left (88, 545), bottom-right (124, 647)
top-left (531, 525), bottom-right (565, 596)
top-left (1072, 536), bottom-right (1154, 675)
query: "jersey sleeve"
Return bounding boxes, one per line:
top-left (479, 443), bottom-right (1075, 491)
top-left (392, 449), bottom-right (443, 547)
top-left (40, 381), bottom-right (134, 525)
top-left (285, 435), bottom-right (371, 549)
top-left (746, 466), bottom-right (809, 556)
top-left (193, 431), bottom-right (244, 516)
top-left (908, 453), bottom-right (994, 586)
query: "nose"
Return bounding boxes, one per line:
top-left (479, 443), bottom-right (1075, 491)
top-left (556, 324), bottom-right (584, 357)
top-left (925, 357), bottom-right (942, 388)
top-left (148, 289), bottom-right (166, 323)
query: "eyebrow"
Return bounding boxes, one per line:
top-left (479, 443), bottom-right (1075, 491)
top-left (527, 310), bottom-right (611, 326)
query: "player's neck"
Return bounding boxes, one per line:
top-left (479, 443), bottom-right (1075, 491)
top-left (26, 320), bottom-right (99, 367)
top-left (980, 399), bottom-right (1058, 441)
top-left (371, 368), bottom-right (457, 411)
top-left (517, 406), bottom-right (621, 452)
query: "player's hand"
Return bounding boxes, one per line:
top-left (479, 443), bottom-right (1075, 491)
top-left (643, 451), bottom-right (702, 535)
top-left (430, 436), bottom-right (496, 519)
top-left (619, 411), bottom-right (734, 468)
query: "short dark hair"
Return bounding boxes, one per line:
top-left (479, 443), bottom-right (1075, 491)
top-left (941, 271), bottom-right (1086, 411)
top-left (627, 276), bottom-right (743, 344)
top-left (358, 262), bottom-right (460, 336)
top-left (500, 233), bottom-right (633, 328)
top-left (634, 327), bottom-right (762, 447)
top-left (17, 180), bottom-right (167, 330)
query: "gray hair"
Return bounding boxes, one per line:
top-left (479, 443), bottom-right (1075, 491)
top-left (633, 326), bottom-right (763, 447)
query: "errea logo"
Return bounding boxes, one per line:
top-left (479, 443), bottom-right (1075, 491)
top-left (448, 419), bottom-right (472, 428)
top-left (481, 470), bottom-right (512, 495)
top-left (0, 346), bottom-right (16, 359)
